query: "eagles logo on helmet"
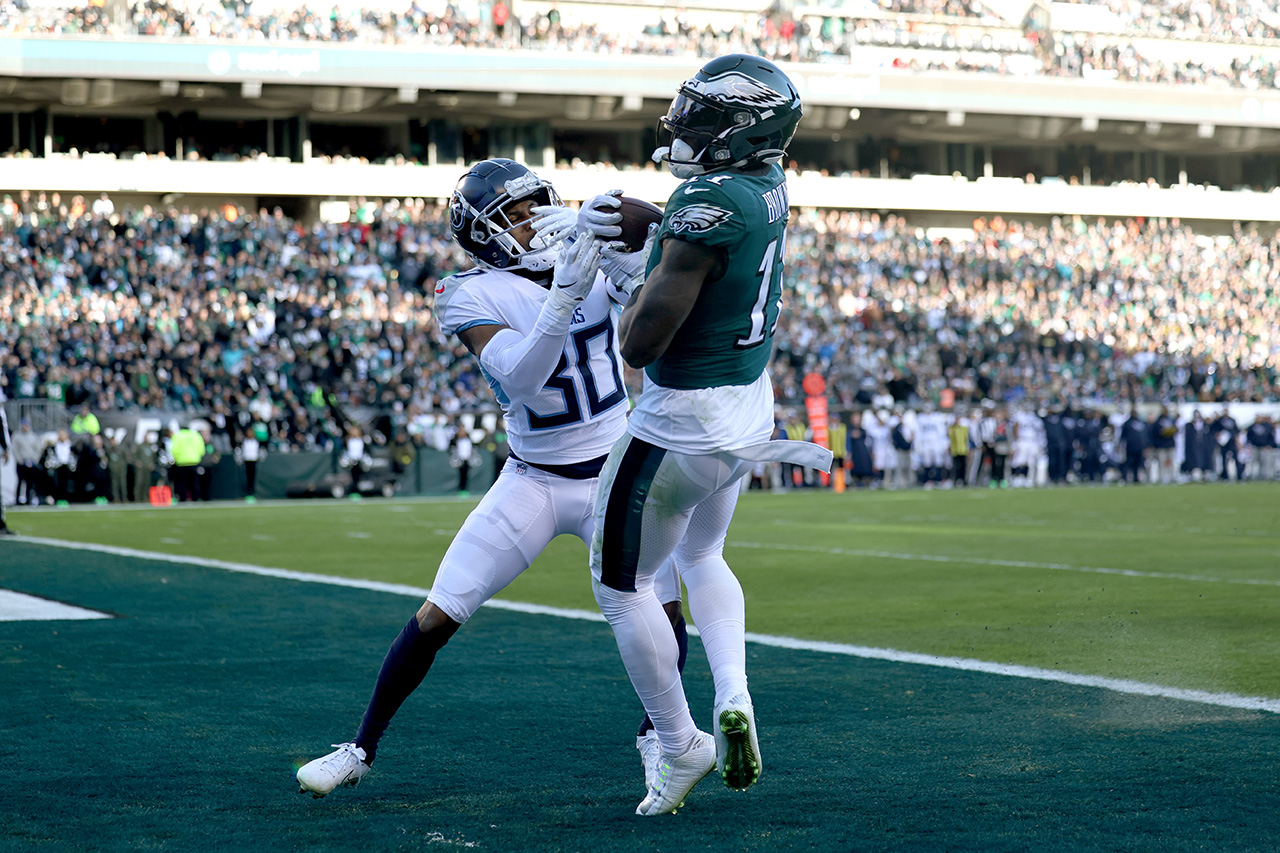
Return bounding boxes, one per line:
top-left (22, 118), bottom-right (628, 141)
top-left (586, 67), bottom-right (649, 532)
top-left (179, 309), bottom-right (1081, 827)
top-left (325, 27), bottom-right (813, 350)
top-left (448, 158), bottom-right (566, 272)
top-left (653, 54), bottom-right (803, 180)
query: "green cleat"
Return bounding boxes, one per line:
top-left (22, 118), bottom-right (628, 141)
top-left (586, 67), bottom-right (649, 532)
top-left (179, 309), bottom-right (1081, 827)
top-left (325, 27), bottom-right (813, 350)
top-left (715, 692), bottom-right (762, 791)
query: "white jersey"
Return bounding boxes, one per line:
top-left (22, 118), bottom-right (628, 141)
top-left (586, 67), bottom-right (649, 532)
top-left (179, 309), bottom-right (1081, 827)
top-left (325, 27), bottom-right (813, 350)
top-left (1011, 410), bottom-right (1045, 468)
top-left (627, 371), bottom-right (775, 455)
top-left (915, 411), bottom-right (949, 464)
top-left (866, 419), bottom-right (895, 470)
top-left (435, 267), bottom-right (629, 466)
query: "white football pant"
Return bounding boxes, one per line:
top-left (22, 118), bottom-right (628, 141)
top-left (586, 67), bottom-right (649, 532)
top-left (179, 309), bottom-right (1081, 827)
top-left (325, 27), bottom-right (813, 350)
top-left (591, 433), bottom-right (753, 756)
top-left (429, 456), bottom-right (681, 624)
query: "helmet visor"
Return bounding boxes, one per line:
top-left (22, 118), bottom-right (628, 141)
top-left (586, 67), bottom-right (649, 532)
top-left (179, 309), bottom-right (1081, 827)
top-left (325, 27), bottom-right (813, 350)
top-left (657, 89), bottom-right (751, 151)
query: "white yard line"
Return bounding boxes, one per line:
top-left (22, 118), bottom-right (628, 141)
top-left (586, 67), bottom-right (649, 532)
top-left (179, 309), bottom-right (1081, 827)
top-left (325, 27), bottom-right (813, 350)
top-left (731, 540), bottom-right (1280, 587)
top-left (10, 535), bottom-right (1280, 715)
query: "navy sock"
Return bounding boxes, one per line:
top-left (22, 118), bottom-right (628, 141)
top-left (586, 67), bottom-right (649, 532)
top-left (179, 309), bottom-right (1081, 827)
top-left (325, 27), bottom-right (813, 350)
top-left (638, 613), bottom-right (689, 737)
top-left (354, 615), bottom-right (456, 764)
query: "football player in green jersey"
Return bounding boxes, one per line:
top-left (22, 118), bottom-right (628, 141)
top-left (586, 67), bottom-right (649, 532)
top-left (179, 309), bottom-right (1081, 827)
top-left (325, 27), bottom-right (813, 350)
top-left (589, 54), bottom-right (832, 815)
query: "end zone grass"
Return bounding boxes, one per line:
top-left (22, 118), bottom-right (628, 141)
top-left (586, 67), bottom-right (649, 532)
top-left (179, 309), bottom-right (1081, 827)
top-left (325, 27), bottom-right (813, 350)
top-left (11, 482), bottom-right (1280, 700)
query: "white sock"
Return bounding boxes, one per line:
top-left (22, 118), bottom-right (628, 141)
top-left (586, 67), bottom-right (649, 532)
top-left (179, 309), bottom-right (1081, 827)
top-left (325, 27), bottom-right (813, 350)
top-left (681, 555), bottom-right (748, 706)
top-left (593, 579), bottom-right (698, 756)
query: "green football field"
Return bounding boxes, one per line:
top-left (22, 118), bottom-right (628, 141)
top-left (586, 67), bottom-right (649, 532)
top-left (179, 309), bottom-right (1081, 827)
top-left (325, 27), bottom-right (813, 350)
top-left (3, 483), bottom-right (1279, 850)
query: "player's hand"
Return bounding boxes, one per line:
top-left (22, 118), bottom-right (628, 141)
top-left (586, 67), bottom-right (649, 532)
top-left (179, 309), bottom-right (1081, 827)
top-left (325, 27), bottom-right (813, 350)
top-left (576, 190), bottom-right (623, 239)
top-left (531, 204), bottom-right (578, 247)
top-left (546, 236), bottom-right (603, 316)
top-left (601, 222), bottom-right (658, 301)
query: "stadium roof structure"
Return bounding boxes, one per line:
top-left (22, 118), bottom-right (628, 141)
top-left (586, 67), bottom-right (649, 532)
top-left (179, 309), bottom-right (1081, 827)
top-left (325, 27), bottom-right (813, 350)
top-left (2, 38), bottom-right (1280, 223)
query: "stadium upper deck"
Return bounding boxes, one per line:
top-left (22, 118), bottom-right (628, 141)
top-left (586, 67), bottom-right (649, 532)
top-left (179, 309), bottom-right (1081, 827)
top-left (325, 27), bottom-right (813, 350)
top-left (1, 0), bottom-right (1279, 222)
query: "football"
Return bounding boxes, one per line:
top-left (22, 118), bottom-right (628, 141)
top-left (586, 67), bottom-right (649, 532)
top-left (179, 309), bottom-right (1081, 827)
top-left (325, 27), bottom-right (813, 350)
top-left (615, 196), bottom-right (664, 252)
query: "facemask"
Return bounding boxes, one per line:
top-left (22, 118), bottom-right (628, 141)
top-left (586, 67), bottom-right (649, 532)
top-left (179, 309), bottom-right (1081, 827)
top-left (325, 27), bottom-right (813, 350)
top-left (652, 139), bottom-right (707, 180)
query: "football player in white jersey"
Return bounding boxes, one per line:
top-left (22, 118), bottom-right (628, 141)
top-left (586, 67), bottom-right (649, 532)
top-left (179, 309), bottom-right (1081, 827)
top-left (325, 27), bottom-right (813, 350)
top-left (296, 159), bottom-right (687, 798)
top-left (913, 405), bottom-right (949, 487)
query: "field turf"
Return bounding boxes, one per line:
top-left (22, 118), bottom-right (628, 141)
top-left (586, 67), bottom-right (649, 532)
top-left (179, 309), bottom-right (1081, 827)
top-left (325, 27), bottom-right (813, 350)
top-left (2, 482), bottom-right (1278, 850)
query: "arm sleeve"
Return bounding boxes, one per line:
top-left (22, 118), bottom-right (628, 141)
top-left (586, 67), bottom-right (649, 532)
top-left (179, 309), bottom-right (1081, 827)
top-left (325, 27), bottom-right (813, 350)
top-left (478, 299), bottom-right (574, 402)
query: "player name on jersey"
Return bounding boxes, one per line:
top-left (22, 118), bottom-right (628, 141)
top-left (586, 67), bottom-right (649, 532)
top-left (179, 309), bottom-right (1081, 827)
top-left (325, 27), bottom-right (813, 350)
top-left (760, 183), bottom-right (789, 225)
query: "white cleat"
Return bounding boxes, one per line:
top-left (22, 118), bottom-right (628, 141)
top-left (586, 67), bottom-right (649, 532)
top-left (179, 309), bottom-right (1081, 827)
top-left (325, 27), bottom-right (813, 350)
top-left (635, 731), bottom-right (716, 816)
top-left (714, 692), bottom-right (762, 792)
top-left (296, 742), bottom-right (370, 798)
top-left (636, 731), bottom-right (662, 792)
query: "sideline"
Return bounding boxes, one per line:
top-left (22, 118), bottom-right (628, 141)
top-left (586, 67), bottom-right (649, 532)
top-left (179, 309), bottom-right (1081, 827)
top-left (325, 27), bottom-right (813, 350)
top-left (5, 494), bottom-right (475, 513)
top-left (13, 534), bottom-right (1280, 715)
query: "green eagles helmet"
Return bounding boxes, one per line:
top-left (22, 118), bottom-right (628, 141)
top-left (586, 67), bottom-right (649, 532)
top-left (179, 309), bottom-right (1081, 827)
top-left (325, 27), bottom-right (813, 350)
top-left (655, 54), bottom-right (803, 179)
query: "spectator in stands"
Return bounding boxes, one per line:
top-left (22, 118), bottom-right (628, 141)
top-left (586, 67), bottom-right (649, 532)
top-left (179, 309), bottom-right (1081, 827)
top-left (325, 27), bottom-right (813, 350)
top-left (9, 0), bottom-right (1280, 91)
top-left (70, 405), bottom-right (99, 437)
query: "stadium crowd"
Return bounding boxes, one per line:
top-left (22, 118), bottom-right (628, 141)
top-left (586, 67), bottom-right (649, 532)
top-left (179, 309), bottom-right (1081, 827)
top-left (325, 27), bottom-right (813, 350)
top-left (5, 0), bottom-right (1280, 91)
top-left (1, 190), bottom-right (1276, 502)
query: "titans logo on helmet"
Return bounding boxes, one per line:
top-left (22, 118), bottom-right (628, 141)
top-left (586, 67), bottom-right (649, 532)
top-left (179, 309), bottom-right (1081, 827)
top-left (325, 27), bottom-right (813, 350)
top-left (668, 204), bottom-right (732, 234)
top-left (448, 193), bottom-right (467, 231)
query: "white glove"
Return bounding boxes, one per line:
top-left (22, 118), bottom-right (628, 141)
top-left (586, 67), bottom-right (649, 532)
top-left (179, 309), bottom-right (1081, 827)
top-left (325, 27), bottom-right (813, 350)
top-left (530, 205), bottom-right (578, 247)
top-left (600, 222), bottom-right (658, 303)
top-left (545, 237), bottom-right (603, 316)
top-left (576, 190), bottom-right (623, 239)
top-left (531, 190), bottom-right (623, 247)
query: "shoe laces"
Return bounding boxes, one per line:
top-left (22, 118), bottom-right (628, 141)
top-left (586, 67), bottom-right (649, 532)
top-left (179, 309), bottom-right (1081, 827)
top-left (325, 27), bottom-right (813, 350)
top-left (638, 734), bottom-right (661, 760)
top-left (324, 742), bottom-right (364, 769)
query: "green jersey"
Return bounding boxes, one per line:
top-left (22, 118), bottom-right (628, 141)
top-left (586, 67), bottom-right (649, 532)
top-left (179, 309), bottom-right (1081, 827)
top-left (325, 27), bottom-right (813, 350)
top-left (644, 163), bottom-right (789, 390)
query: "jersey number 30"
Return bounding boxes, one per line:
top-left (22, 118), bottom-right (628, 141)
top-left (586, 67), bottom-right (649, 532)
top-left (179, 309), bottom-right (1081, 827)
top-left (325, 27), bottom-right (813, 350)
top-left (526, 319), bottom-right (626, 430)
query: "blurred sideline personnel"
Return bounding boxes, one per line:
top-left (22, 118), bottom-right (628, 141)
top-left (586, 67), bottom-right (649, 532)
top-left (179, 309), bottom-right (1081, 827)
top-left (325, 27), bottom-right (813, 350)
top-left (296, 159), bottom-right (688, 797)
top-left (590, 55), bottom-right (832, 815)
top-left (0, 395), bottom-right (14, 534)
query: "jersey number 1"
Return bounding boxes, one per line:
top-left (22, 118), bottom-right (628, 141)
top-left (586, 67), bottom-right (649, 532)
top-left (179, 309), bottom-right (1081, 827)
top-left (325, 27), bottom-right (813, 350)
top-left (736, 236), bottom-right (784, 348)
